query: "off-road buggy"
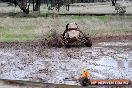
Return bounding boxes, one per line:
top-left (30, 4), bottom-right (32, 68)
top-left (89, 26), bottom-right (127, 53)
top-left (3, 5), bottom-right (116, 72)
top-left (62, 22), bottom-right (92, 47)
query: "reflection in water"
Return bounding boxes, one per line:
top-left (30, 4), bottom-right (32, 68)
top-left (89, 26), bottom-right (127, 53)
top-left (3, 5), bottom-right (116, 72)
top-left (117, 60), bottom-right (124, 69)
top-left (96, 56), bottom-right (132, 69)
top-left (95, 52), bottom-right (132, 71)
top-left (95, 56), bottom-right (117, 67)
top-left (128, 61), bottom-right (132, 68)
top-left (117, 60), bottom-right (132, 69)
top-left (98, 42), bottom-right (132, 46)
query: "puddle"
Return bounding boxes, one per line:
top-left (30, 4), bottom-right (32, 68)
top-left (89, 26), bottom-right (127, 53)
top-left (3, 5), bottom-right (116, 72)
top-left (95, 56), bottom-right (118, 67)
top-left (97, 41), bottom-right (132, 46)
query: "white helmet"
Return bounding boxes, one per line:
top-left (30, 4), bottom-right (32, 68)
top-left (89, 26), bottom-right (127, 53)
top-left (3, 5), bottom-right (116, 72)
top-left (68, 22), bottom-right (78, 29)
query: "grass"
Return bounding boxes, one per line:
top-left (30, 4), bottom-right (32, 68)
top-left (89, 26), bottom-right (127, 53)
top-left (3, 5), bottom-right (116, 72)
top-left (0, 26), bottom-right (36, 41)
top-left (0, 15), bottom-right (132, 42)
top-left (69, 15), bottom-right (111, 20)
top-left (86, 28), bottom-right (131, 36)
top-left (0, 5), bottom-right (132, 42)
top-left (0, 34), bottom-right (35, 41)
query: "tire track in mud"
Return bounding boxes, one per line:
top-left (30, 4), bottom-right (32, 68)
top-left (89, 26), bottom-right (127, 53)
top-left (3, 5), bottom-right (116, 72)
top-left (0, 41), bottom-right (132, 85)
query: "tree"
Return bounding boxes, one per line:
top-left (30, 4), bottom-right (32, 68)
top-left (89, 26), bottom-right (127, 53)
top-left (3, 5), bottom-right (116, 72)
top-left (14, 0), bottom-right (29, 14)
top-left (33, 0), bottom-right (41, 11)
top-left (71, 0), bottom-right (74, 4)
top-left (64, 0), bottom-right (70, 11)
top-left (11, 0), bottom-right (41, 14)
top-left (111, 0), bottom-right (116, 6)
top-left (49, 0), bottom-right (71, 12)
top-left (1, 0), bottom-right (11, 2)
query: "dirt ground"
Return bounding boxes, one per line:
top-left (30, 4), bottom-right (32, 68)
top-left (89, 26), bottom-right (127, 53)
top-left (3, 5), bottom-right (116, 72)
top-left (0, 38), bottom-right (131, 86)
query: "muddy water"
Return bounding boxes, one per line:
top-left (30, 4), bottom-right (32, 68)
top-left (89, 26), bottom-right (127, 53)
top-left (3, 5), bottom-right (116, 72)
top-left (0, 41), bottom-right (131, 86)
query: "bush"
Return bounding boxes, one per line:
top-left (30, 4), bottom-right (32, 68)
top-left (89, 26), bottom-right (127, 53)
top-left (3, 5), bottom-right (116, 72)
top-left (1, 0), bottom-right (12, 2)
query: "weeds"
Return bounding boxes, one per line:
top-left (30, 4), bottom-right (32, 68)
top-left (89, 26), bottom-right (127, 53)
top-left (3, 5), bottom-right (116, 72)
top-left (0, 8), bottom-right (132, 42)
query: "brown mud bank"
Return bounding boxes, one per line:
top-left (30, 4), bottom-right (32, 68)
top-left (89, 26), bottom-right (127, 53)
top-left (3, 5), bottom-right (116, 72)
top-left (0, 34), bottom-right (131, 49)
top-left (0, 79), bottom-right (131, 88)
top-left (92, 34), bottom-right (132, 43)
top-left (0, 79), bottom-right (81, 88)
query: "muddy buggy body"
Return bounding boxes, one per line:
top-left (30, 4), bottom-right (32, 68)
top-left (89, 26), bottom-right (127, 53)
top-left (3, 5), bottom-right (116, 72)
top-left (62, 23), bottom-right (92, 47)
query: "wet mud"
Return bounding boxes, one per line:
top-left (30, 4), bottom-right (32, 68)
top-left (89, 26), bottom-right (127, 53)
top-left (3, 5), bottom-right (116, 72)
top-left (0, 39), bottom-right (131, 86)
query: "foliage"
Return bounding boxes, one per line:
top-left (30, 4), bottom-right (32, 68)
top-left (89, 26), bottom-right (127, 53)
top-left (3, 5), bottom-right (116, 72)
top-left (1, 0), bottom-right (12, 2)
top-left (115, 3), bottom-right (126, 15)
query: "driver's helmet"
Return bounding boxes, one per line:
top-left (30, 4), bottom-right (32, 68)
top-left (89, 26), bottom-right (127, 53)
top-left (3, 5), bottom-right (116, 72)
top-left (67, 22), bottom-right (78, 30)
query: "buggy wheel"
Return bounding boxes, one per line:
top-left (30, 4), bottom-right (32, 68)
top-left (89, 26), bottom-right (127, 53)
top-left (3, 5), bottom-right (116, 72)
top-left (65, 44), bottom-right (71, 48)
top-left (62, 32), bottom-right (71, 47)
top-left (63, 38), bottom-right (71, 48)
top-left (80, 35), bottom-right (92, 47)
top-left (84, 37), bottom-right (92, 47)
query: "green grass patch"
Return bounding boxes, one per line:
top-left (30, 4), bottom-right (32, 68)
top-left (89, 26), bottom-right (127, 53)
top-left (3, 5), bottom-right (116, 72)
top-left (0, 34), bottom-right (36, 42)
top-left (65, 15), bottom-right (132, 21)
top-left (65, 15), bottom-right (111, 20)
top-left (70, 16), bottom-right (82, 19)
top-left (0, 25), bottom-right (41, 41)
top-left (0, 26), bottom-right (34, 33)
top-left (3, 12), bottom-right (47, 18)
top-left (82, 28), bottom-right (131, 37)
top-left (0, 15), bottom-right (132, 42)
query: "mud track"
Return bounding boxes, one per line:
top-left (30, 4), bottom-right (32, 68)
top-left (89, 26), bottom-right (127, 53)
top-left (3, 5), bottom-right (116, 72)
top-left (0, 35), bottom-right (132, 86)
